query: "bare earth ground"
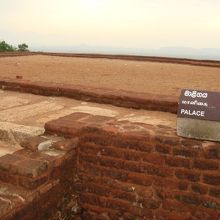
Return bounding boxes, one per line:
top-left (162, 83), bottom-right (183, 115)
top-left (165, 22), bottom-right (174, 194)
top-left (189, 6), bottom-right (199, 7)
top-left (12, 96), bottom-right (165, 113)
top-left (0, 55), bottom-right (220, 97)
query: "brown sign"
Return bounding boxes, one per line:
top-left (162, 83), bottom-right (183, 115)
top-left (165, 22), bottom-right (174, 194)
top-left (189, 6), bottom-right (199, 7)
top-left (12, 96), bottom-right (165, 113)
top-left (177, 89), bottom-right (220, 122)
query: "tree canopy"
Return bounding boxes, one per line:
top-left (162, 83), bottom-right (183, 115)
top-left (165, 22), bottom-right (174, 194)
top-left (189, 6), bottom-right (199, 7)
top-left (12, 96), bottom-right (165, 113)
top-left (18, 43), bottom-right (29, 51)
top-left (0, 41), bottom-right (29, 52)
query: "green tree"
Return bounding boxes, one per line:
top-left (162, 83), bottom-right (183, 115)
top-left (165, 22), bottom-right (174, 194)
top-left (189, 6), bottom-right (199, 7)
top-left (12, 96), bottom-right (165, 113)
top-left (0, 41), bottom-right (16, 52)
top-left (18, 43), bottom-right (29, 51)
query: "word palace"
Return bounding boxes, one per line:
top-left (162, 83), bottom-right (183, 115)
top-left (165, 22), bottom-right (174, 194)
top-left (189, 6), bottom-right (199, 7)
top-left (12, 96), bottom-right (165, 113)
top-left (180, 109), bottom-right (205, 117)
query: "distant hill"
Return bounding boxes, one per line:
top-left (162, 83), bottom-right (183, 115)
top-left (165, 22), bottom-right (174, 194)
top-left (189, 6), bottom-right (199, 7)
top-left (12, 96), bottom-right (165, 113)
top-left (31, 45), bottom-right (220, 61)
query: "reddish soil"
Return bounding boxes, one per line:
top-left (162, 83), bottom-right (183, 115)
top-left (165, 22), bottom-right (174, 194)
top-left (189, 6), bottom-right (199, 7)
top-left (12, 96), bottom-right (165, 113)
top-left (0, 55), bottom-right (220, 98)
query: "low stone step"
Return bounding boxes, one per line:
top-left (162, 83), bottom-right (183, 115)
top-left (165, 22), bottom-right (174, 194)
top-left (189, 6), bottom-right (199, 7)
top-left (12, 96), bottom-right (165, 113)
top-left (0, 121), bottom-right (44, 144)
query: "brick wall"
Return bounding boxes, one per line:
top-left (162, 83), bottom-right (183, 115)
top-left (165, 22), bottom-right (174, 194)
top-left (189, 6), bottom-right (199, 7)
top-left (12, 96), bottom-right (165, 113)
top-left (45, 113), bottom-right (220, 219)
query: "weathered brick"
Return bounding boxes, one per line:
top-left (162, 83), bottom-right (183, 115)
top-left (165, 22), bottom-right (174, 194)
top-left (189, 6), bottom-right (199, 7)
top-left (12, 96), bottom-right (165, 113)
top-left (175, 193), bottom-right (201, 206)
top-left (165, 156), bottom-right (190, 168)
top-left (173, 147), bottom-right (198, 158)
top-left (0, 154), bottom-right (23, 171)
top-left (52, 137), bottom-right (79, 151)
top-left (154, 209), bottom-right (170, 220)
top-left (204, 145), bottom-right (220, 159)
top-left (45, 119), bottom-right (86, 137)
top-left (82, 204), bottom-right (121, 220)
top-left (80, 141), bottom-right (161, 166)
top-left (13, 149), bottom-right (61, 168)
top-left (202, 199), bottom-right (220, 211)
top-left (142, 198), bottom-right (161, 209)
top-left (80, 182), bottom-right (138, 203)
top-left (19, 175), bottom-right (48, 189)
top-left (80, 152), bottom-right (172, 178)
top-left (80, 192), bottom-right (132, 212)
top-left (193, 208), bottom-right (220, 220)
top-left (209, 187), bottom-right (220, 199)
top-left (80, 133), bottom-right (152, 152)
top-left (175, 169), bottom-right (200, 182)
top-left (81, 115), bottom-right (115, 125)
top-left (66, 112), bottom-right (91, 121)
top-left (79, 161), bottom-right (128, 182)
top-left (178, 181), bottom-right (189, 191)
top-left (157, 136), bottom-right (180, 145)
top-left (118, 136), bottom-right (153, 152)
top-left (203, 174), bottom-right (220, 186)
top-left (20, 136), bottom-right (48, 151)
top-left (11, 159), bottom-right (48, 178)
top-left (142, 153), bottom-right (165, 165)
top-left (127, 173), bottom-right (152, 186)
top-left (155, 144), bottom-right (171, 154)
top-left (181, 139), bottom-right (201, 148)
top-left (193, 159), bottom-right (218, 170)
top-left (168, 211), bottom-right (191, 220)
top-left (162, 199), bottom-right (190, 212)
top-left (191, 183), bottom-right (208, 195)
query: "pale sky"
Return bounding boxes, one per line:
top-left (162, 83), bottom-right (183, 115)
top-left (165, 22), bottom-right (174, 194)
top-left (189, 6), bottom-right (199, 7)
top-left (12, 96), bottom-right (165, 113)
top-left (1, 0), bottom-right (220, 51)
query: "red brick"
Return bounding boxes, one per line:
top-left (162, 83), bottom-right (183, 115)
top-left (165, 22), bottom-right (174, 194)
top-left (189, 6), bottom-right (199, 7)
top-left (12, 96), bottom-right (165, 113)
top-left (80, 192), bottom-right (132, 212)
top-left (79, 161), bottom-right (128, 182)
top-left (175, 193), bottom-right (201, 206)
top-left (80, 182), bottom-right (138, 203)
top-left (141, 198), bottom-right (161, 209)
top-left (80, 141), bottom-right (159, 166)
top-left (193, 159), bottom-right (218, 170)
top-left (81, 115), bottom-right (115, 125)
top-left (127, 173), bottom-right (152, 186)
top-left (11, 159), bottom-right (48, 178)
top-left (154, 177), bottom-right (178, 189)
top-left (52, 137), bottom-right (79, 151)
top-left (193, 209), bottom-right (220, 220)
top-left (0, 154), bottom-right (23, 171)
top-left (20, 136), bottom-right (48, 151)
top-left (178, 181), bottom-right (189, 191)
top-left (162, 199), bottom-right (191, 212)
top-left (80, 133), bottom-right (153, 152)
top-left (80, 142), bottom-right (125, 159)
top-left (156, 135), bottom-right (180, 145)
top-left (191, 183), bottom-right (208, 195)
top-left (80, 161), bottom-right (154, 188)
top-left (19, 174), bottom-right (48, 189)
top-left (203, 174), bottom-right (220, 186)
top-left (181, 139), bottom-right (201, 148)
top-left (175, 169), bottom-right (200, 182)
top-left (142, 153), bottom-right (165, 165)
top-left (80, 152), bottom-right (172, 178)
top-left (13, 149), bottom-right (59, 168)
top-left (168, 211), bottom-right (191, 220)
top-left (203, 144), bottom-right (220, 159)
top-left (209, 187), bottom-right (220, 199)
top-left (45, 119), bottom-right (85, 137)
top-left (173, 147), bottom-right (198, 158)
top-left (82, 204), bottom-right (121, 220)
top-left (155, 144), bottom-right (171, 154)
top-left (165, 156), bottom-right (190, 168)
top-left (154, 209), bottom-right (170, 220)
top-left (80, 173), bottom-right (151, 194)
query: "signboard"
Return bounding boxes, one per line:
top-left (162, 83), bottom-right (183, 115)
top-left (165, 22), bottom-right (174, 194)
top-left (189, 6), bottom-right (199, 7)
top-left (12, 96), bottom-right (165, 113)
top-left (177, 89), bottom-right (220, 141)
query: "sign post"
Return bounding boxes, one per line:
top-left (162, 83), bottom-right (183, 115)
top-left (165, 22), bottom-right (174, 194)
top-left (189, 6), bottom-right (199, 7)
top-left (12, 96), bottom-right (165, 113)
top-left (177, 89), bottom-right (220, 141)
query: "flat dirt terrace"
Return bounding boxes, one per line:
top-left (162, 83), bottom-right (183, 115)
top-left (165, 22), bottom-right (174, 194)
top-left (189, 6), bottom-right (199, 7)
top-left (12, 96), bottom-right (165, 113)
top-left (0, 55), bottom-right (220, 98)
top-left (1, 54), bottom-right (220, 219)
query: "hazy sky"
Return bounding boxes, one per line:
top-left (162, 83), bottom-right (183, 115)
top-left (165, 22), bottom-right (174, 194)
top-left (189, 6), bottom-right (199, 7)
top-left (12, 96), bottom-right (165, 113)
top-left (1, 0), bottom-right (220, 50)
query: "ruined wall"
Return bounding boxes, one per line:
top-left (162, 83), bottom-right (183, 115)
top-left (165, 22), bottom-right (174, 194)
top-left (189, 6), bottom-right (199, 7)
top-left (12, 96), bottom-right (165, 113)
top-left (45, 113), bottom-right (220, 220)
